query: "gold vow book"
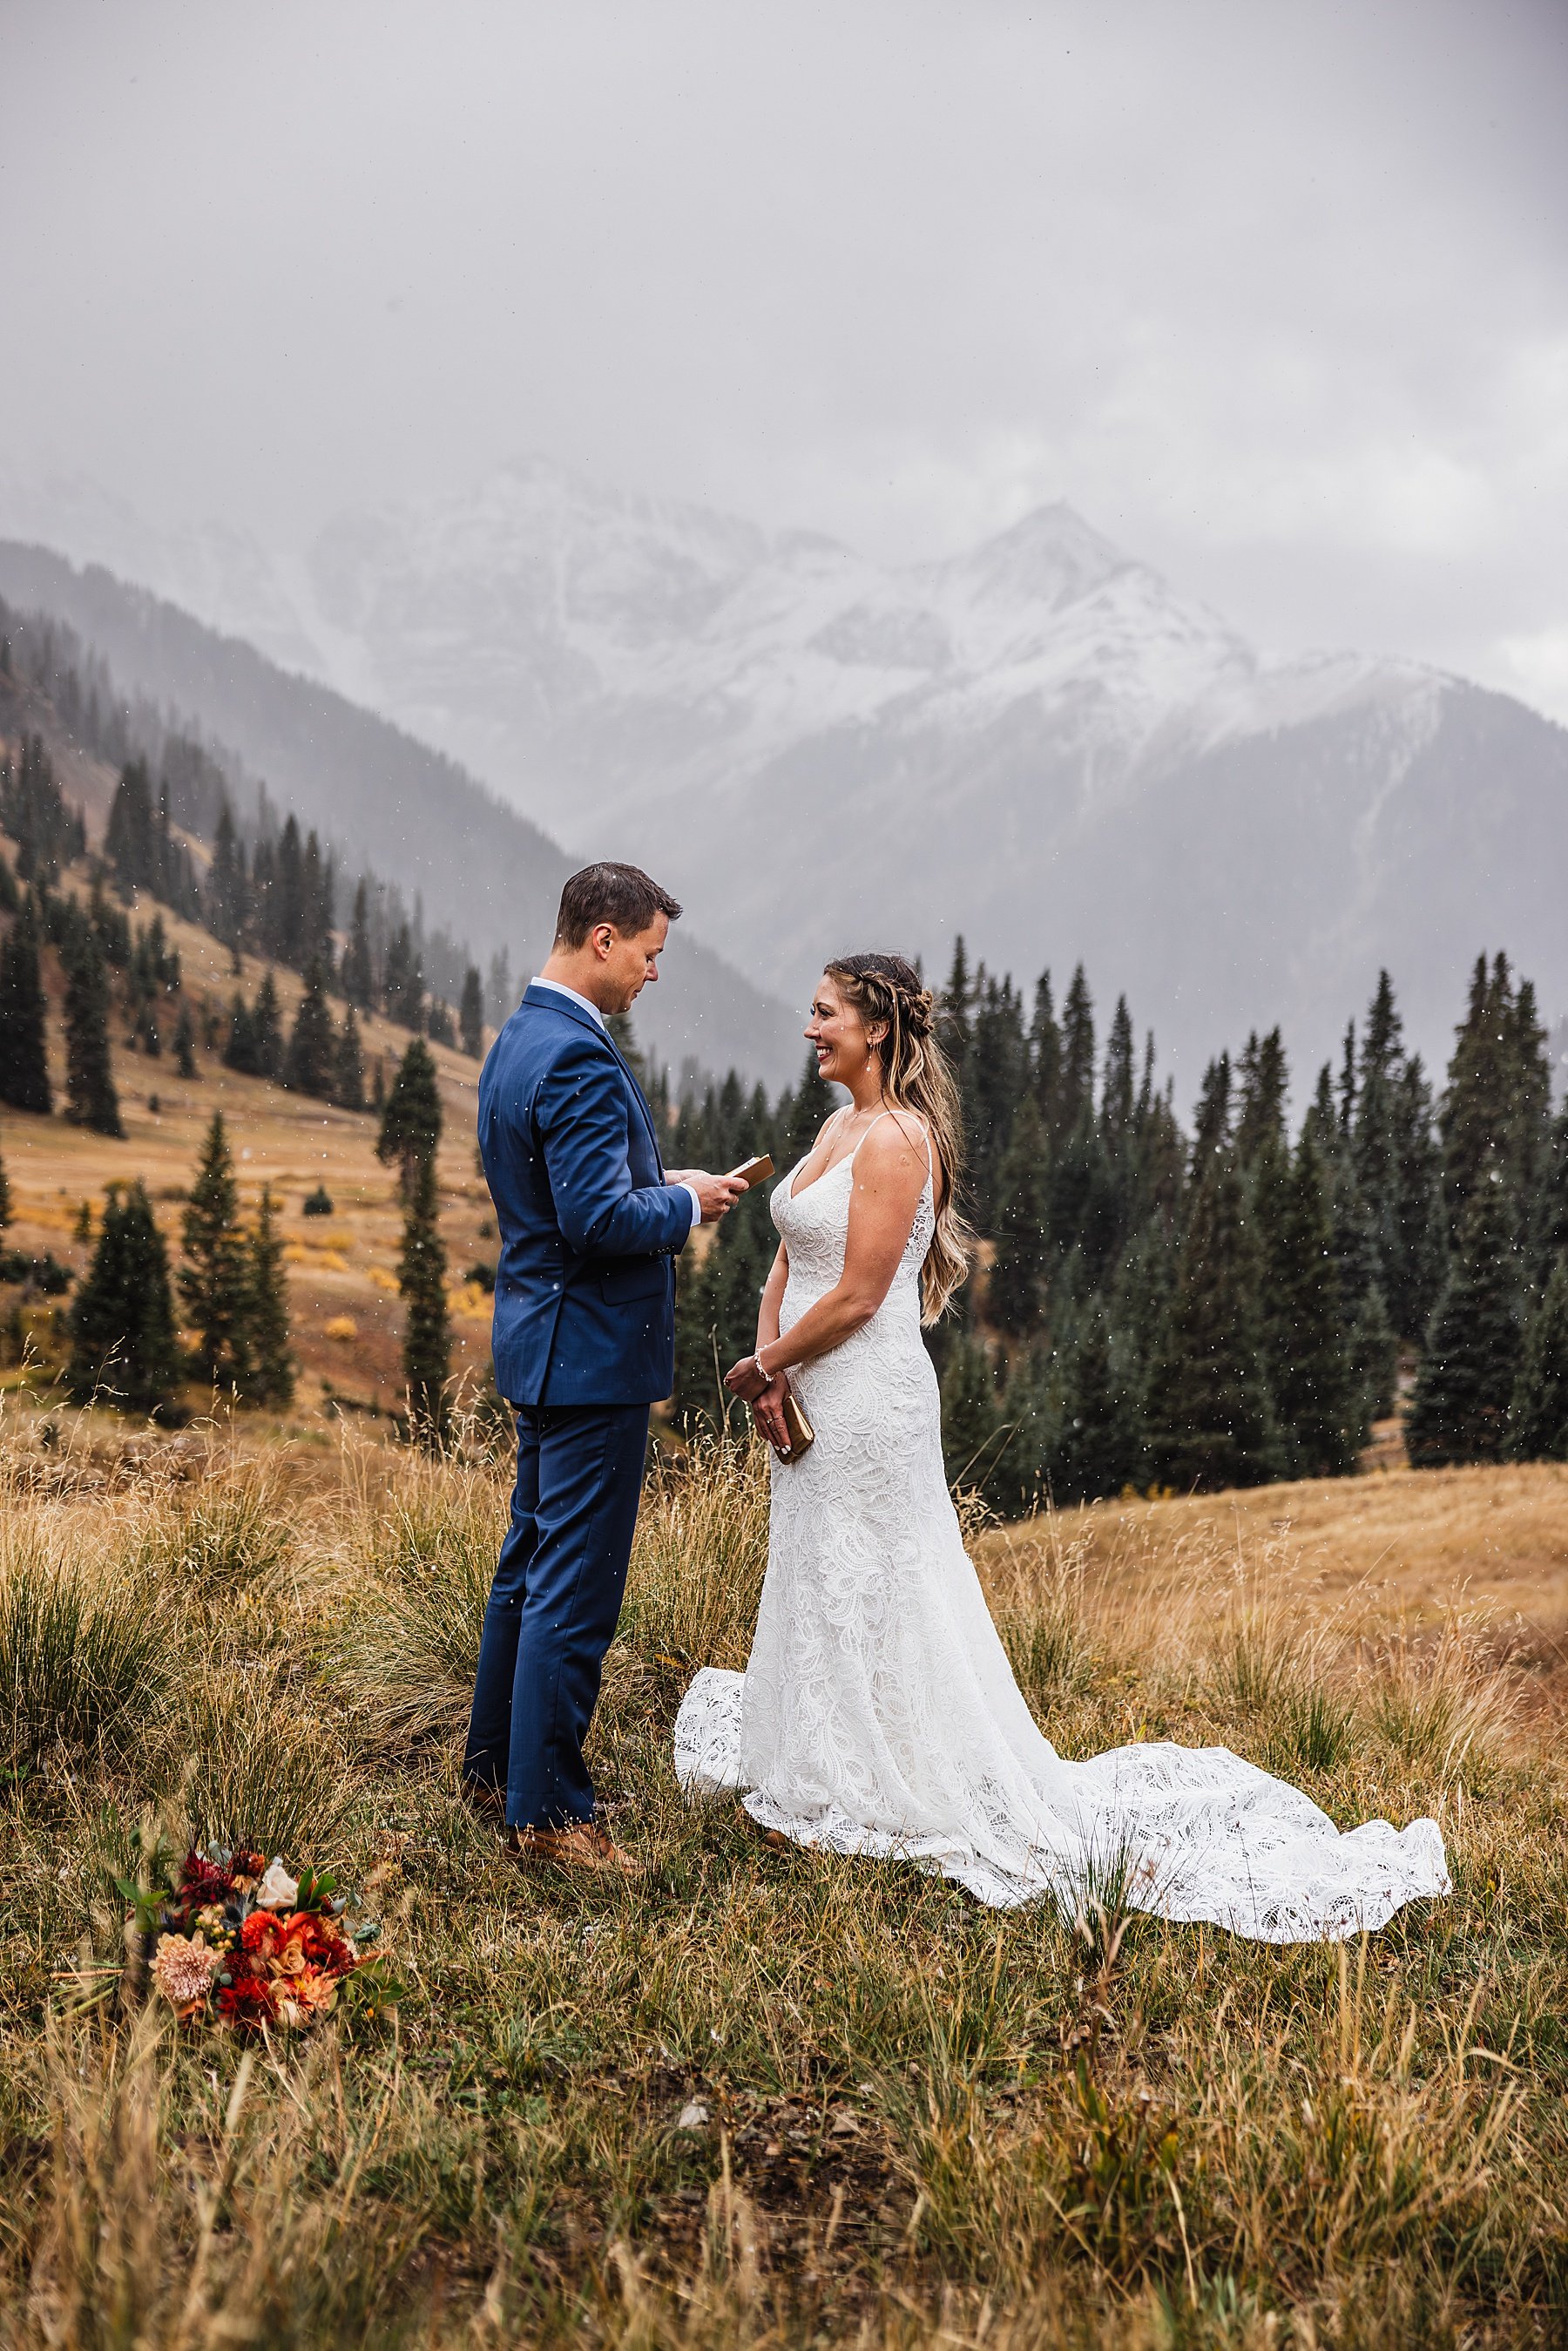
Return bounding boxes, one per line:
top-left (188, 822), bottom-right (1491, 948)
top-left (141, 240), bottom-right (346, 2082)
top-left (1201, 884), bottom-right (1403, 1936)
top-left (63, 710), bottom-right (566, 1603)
top-left (774, 1384), bottom-right (815, 1466)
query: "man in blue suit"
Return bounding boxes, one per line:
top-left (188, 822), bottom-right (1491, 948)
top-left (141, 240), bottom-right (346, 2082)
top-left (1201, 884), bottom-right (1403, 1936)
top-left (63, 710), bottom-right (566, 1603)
top-left (463, 863), bottom-right (747, 1874)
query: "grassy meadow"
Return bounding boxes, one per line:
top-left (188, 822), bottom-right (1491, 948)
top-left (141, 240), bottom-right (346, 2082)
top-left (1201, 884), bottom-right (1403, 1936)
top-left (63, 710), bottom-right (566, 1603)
top-left (1, 1419), bottom-right (1565, 2350)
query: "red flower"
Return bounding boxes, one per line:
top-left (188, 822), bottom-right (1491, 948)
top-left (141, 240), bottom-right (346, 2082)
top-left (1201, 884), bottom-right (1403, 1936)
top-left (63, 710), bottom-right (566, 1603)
top-left (241, 1911), bottom-right (285, 1960)
top-left (216, 1975), bottom-right (277, 2028)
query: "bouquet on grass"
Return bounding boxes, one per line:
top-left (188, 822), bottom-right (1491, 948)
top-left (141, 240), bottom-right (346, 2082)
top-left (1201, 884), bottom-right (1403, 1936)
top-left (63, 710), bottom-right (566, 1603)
top-left (120, 1845), bottom-right (400, 2033)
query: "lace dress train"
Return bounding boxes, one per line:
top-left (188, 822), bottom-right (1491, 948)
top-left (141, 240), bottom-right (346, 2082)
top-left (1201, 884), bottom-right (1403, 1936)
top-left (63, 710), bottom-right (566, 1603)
top-left (673, 1126), bottom-right (1449, 1943)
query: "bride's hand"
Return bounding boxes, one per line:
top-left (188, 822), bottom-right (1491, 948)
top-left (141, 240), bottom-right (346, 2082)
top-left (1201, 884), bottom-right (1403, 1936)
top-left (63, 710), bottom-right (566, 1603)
top-left (750, 1372), bottom-right (791, 1453)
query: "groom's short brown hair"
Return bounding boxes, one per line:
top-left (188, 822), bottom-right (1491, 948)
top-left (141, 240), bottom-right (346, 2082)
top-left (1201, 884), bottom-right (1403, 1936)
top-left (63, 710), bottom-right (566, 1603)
top-left (553, 863), bottom-right (683, 949)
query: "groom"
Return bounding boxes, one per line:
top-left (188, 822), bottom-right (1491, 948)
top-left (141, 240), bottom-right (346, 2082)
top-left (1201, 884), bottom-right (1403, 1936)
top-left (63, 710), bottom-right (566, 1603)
top-left (463, 862), bottom-right (747, 1875)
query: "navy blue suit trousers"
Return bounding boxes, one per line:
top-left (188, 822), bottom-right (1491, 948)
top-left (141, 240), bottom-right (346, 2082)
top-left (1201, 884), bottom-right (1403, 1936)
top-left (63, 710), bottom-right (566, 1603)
top-left (463, 1400), bottom-right (650, 1830)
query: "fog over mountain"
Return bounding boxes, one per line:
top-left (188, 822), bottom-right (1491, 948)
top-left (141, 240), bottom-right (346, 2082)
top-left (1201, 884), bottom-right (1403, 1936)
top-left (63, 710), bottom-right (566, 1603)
top-left (0, 531), bottom-right (807, 1089)
top-left (6, 459), bottom-right (1562, 1101)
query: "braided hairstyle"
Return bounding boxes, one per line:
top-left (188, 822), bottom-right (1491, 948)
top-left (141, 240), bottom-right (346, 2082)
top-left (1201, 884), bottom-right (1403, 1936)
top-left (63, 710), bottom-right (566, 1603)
top-left (824, 952), bottom-right (972, 1322)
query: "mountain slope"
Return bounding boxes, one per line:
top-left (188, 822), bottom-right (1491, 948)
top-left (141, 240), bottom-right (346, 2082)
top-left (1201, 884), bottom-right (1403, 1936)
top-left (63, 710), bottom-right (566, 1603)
top-left (0, 540), bottom-right (806, 1089)
top-left (288, 464), bottom-right (1568, 1087)
top-left (5, 460), bottom-right (1565, 1091)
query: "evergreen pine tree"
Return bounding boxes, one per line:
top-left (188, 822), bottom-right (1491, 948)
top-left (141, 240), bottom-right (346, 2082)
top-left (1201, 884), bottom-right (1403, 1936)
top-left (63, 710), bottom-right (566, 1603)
top-left (460, 965), bottom-right (485, 1059)
top-left (940, 1331), bottom-right (1002, 1492)
top-left (1028, 968), bottom-right (1062, 1133)
top-left (1058, 965), bottom-right (1095, 1139)
top-left (63, 931), bottom-right (123, 1136)
top-left (335, 1002), bottom-right (365, 1111)
top-left (67, 1180), bottom-right (179, 1414)
top-left (208, 800), bottom-right (248, 957)
top-left (251, 970), bottom-right (284, 1079)
top-left (1190, 1053), bottom-right (1233, 1179)
top-left (1260, 1133), bottom-right (1358, 1479)
top-left (222, 992), bottom-right (260, 1075)
top-left (245, 1185), bottom-right (296, 1408)
top-left (0, 895), bottom-right (52, 1113)
top-left (672, 1245), bottom-right (727, 1429)
top-left (989, 1092), bottom-right (1050, 1335)
top-left (1387, 1054), bottom-right (1445, 1340)
top-left (1348, 1281), bottom-right (1398, 1434)
top-left (1508, 1250), bottom-right (1568, 1461)
top-left (1055, 1300), bottom-right (1142, 1502)
top-left (1235, 1028), bottom-right (1288, 1168)
top-left (399, 1147), bottom-right (450, 1447)
top-left (993, 1337), bottom-right (1066, 1517)
top-left (341, 878), bottom-right (375, 1009)
top-left (282, 959), bottom-right (336, 1096)
top-left (783, 1047), bottom-right (835, 1166)
top-left (172, 1000), bottom-right (199, 1080)
top-left (1407, 1147), bottom-right (1520, 1467)
top-left (1145, 1151), bottom-right (1280, 1491)
top-left (179, 1111), bottom-right (253, 1392)
top-left (377, 1037), bottom-right (443, 1195)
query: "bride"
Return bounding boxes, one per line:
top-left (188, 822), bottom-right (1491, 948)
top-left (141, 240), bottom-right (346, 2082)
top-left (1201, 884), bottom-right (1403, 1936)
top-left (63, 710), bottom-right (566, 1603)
top-left (672, 952), bottom-right (1450, 1942)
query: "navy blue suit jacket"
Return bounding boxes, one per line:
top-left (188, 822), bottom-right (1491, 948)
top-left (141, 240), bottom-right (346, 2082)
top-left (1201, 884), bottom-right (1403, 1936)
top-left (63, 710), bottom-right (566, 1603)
top-left (479, 985), bottom-right (693, 1406)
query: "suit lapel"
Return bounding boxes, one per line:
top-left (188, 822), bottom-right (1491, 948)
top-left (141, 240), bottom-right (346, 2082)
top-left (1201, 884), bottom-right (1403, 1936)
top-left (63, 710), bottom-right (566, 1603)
top-left (523, 986), bottom-right (663, 1171)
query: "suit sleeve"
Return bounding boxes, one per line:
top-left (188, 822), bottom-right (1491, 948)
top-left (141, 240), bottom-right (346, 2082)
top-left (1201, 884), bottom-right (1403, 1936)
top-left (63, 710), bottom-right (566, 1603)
top-left (535, 1037), bottom-right (693, 1259)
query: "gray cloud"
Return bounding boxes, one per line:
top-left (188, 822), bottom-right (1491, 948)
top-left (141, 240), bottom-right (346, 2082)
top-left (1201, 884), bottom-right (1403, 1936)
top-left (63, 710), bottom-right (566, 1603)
top-left (4, 0), bottom-right (1566, 710)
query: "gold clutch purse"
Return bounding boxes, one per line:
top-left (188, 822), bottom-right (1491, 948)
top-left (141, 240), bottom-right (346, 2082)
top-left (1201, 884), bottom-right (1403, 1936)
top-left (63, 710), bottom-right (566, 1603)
top-left (774, 1383), bottom-right (815, 1465)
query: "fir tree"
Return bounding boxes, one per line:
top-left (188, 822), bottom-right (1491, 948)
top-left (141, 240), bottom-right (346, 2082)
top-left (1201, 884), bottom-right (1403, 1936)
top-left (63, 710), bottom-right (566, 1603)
top-left (1100, 996), bottom-right (1136, 1148)
top-left (1145, 1150), bottom-right (1280, 1491)
top-left (208, 800), bottom-right (248, 959)
top-left (377, 1036), bottom-right (443, 1195)
top-left (282, 960), bottom-right (336, 1096)
top-left (671, 1246), bottom-right (726, 1428)
top-left (179, 1111), bottom-right (253, 1392)
top-left (1028, 969), bottom-right (1062, 1133)
top-left (251, 971), bottom-right (284, 1079)
top-left (173, 1000), bottom-right (198, 1078)
top-left (67, 1180), bottom-right (179, 1414)
top-left (245, 1186), bottom-right (295, 1407)
top-left (1058, 965), bottom-right (1095, 1139)
top-left (782, 1048), bottom-right (835, 1167)
top-left (399, 1148), bottom-right (450, 1447)
top-left (63, 931), bottom-right (123, 1136)
top-left (1407, 1147), bottom-right (1520, 1467)
top-left (989, 1092), bottom-right (1050, 1335)
top-left (0, 895), bottom-right (51, 1113)
top-left (341, 878), bottom-right (375, 1009)
top-left (1386, 1054), bottom-right (1445, 1340)
top-left (1349, 1282), bottom-right (1398, 1432)
top-left (1260, 1133), bottom-right (1358, 1479)
top-left (940, 1332), bottom-right (1002, 1491)
top-left (460, 965), bottom-right (485, 1059)
top-left (1235, 1027), bottom-right (1288, 1168)
top-left (1055, 1301), bottom-right (1142, 1503)
top-left (968, 972), bottom-right (1028, 1226)
top-left (222, 992), bottom-right (260, 1075)
top-left (1190, 1053), bottom-right (1233, 1179)
top-left (1508, 1250), bottom-right (1568, 1462)
top-left (335, 1001), bottom-right (365, 1111)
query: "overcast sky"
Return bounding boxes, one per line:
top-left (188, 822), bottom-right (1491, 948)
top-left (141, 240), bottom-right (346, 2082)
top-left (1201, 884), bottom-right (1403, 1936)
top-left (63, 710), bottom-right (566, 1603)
top-left (5, 0), bottom-right (1567, 716)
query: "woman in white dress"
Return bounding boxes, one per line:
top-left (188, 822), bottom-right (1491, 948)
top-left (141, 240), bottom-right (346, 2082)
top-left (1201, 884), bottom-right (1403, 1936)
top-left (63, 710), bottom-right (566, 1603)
top-left (673, 954), bottom-right (1449, 1942)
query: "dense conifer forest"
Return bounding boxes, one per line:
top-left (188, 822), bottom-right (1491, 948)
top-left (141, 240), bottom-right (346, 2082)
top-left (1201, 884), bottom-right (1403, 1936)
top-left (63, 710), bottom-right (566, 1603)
top-left (666, 944), bottom-right (1568, 1496)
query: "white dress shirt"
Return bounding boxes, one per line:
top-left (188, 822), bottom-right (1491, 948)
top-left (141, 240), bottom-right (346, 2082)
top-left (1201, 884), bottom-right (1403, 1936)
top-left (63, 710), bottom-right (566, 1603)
top-left (531, 976), bottom-right (701, 1239)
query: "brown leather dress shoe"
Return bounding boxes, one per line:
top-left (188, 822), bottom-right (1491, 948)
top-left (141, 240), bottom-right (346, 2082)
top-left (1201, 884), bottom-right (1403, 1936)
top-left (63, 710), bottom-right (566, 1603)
top-left (510, 1821), bottom-right (645, 1878)
top-left (459, 1778), bottom-right (507, 1826)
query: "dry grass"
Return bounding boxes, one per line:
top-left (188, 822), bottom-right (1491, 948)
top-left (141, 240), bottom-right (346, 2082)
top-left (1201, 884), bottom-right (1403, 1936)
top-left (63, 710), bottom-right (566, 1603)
top-left (0, 1426), bottom-right (1565, 2349)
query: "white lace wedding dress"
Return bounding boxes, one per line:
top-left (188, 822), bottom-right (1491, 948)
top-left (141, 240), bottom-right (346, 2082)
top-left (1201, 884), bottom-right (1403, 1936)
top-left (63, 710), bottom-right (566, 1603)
top-left (673, 1118), bottom-right (1450, 1941)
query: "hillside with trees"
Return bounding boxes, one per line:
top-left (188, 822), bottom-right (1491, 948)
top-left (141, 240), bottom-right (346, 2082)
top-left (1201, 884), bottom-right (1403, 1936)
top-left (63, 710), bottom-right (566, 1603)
top-left (669, 944), bottom-right (1568, 1497)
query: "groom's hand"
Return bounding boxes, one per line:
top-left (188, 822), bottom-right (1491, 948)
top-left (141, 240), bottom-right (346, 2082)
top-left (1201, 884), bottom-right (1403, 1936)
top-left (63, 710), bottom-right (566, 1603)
top-left (686, 1169), bottom-right (748, 1223)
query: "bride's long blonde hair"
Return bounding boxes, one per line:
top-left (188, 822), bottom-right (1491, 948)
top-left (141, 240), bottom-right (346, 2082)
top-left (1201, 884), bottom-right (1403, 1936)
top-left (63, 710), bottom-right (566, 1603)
top-left (825, 952), bottom-right (972, 1324)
